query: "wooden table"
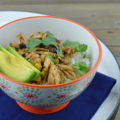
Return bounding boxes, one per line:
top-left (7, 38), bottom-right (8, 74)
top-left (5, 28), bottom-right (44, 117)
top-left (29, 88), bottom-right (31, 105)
top-left (0, 1), bottom-right (119, 119)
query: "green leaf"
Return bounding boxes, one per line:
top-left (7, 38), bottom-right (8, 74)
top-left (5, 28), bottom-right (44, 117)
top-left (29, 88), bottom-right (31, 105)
top-left (42, 36), bottom-right (56, 46)
top-left (63, 40), bottom-right (79, 48)
top-left (64, 78), bottom-right (72, 83)
top-left (37, 32), bottom-right (42, 34)
top-left (54, 59), bottom-right (59, 64)
top-left (26, 37), bottom-right (57, 52)
top-left (62, 40), bottom-right (87, 52)
top-left (43, 31), bottom-right (57, 46)
top-left (74, 44), bottom-right (87, 52)
top-left (45, 55), bottom-right (59, 64)
top-left (26, 32), bottom-right (57, 51)
top-left (26, 38), bottom-right (42, 51)
top-left (45, 31), bottom-right (54, 37)
top-left (26, 31), bottom-right (64, 58)
top-left (43, 36), bottom-right (63, 58)
top-left (56, 47), bottom-right (64, 58)
top-left (73, 62), bottom-right (89, 76)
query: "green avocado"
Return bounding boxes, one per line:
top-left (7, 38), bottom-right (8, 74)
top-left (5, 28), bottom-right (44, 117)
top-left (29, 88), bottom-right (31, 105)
top-left (0, 51), bottom-right (36, 83)
top-left (6, 46), bottom-right (41, 79)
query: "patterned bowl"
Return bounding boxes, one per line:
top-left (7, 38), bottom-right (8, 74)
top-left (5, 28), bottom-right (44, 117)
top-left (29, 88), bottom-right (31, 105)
top-left (0, 16), bottom-right (102, 114)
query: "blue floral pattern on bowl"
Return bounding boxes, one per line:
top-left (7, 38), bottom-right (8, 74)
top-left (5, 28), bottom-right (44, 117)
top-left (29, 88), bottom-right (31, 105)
top-left (0, 71), bottom-right (96, 107)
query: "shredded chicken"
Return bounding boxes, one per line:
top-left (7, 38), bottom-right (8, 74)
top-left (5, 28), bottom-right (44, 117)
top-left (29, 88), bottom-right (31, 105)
top-left (41, 33), bottom-right (47, 40)
top-left (37, 51), bottom-right (57, 58)
top-left (58, 70), bottom-right (66, 83)
top-left (58, 64), bottom-right (75, 72)
top-left (62, 70), bottom-right (76, 80)
top-left (28, 32), bottom-right (42, 39)
top-left (58, 64), bottom-right (77, 80)
top-left (47, 62), bottom-right (61, 85)
top-left (63, 48), bottom-right (74, 55)
top-left (28, 32), bottom-right (47, 40)
top-left (18, 49), bottom-right (26, 56)
top-left (40, 55), bottom-right (45, 63)
top-left (16, 33), bottom-right (26, 43)
top-left (59, 55), bottom-right (72, 64)
top-left (44, 57), bottom-right (51, 69)
top-left (10, 43), bottom-right (19, 49)
top-left (33, 48), bottom-right (49, 52)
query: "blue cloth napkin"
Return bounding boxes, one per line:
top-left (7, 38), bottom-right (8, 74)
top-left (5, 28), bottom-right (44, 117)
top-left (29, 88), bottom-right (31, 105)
top-left (0, 72), bottom-right (116, 120)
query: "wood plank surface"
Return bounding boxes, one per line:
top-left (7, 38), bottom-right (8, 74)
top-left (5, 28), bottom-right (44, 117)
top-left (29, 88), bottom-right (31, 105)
top-left (0, 3), bottom-right (119, 120)
top-left (0, 0), bottom-right (120, 4)
top-left (0, 4), bottom-right (120, 46)
top-left (115, 108), bottom-right (120, 120)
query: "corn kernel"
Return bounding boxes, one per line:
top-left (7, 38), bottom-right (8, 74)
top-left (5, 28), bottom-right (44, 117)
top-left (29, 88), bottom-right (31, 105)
top-left (41, 71), bottom-right (45, 77)
top-left (25, 53), bottom-right (29, 56)
top-left (43, 68), bottom-right (48, 72)
top-left (34, 63), bottom-right (42, 70)
top-left (35, 77), bottom-right (41, 82)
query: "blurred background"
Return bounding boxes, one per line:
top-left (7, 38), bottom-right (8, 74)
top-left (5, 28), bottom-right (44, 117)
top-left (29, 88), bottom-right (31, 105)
top-left (0, 0), bottom-right (120, 119)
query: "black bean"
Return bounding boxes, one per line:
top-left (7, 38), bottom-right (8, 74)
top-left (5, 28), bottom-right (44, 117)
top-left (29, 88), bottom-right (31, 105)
top-left (22, 54), bottom-right (26, 57)
top-left (39, 43), bottom-right (46, 48)
top-left (49, 47), bottom-right (57, 53)
top-left (19, 43), bottom-right (26, 49)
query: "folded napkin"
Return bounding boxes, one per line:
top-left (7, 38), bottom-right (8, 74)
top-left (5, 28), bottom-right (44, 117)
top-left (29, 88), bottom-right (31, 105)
top-left (0, 72), bottom-right (116, 120)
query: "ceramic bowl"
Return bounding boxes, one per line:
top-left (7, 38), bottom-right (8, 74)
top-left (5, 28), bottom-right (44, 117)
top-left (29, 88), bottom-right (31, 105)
top-left (0, 16), bottom-right (102, 114)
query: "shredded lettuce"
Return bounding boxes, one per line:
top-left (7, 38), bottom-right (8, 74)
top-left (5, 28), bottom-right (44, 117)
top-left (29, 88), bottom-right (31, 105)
top-left (62, 40), bottom-right (87, 52)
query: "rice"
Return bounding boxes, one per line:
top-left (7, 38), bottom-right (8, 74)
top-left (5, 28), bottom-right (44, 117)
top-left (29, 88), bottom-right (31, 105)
top-left (71, 52), bottom-right (91, 67)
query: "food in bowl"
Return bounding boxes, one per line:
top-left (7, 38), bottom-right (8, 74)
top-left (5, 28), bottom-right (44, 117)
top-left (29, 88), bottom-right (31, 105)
top-left (0, 31), bottom-right (90, 85)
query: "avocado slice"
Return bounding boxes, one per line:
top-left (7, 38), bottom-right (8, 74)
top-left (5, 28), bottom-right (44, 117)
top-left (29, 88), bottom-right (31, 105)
top-left (0, 46), bottom-right (41, 80)
top-left (6, 46), bottom-right (41, 79)
top-left (0, 51), bottom-right (36, 83)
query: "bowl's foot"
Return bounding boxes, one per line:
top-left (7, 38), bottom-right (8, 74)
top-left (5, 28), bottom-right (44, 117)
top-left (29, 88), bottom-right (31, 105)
top-left (16, 101), bottom-right (69, 114)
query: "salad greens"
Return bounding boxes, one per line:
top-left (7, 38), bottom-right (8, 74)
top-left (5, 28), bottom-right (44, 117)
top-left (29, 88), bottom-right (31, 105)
top-left (73, 61), bottom-right (90, 76)
top-left (62, 40), bottom-right (87, 52)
